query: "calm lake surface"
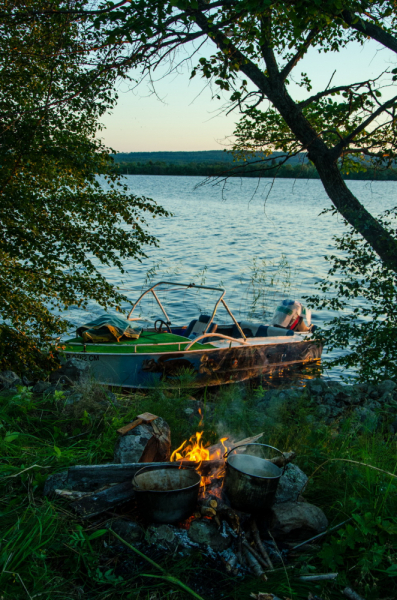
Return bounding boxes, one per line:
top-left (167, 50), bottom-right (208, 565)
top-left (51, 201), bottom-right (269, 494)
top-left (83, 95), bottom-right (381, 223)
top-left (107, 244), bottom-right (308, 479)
top-left (66, 176), bottom-right (397, 380)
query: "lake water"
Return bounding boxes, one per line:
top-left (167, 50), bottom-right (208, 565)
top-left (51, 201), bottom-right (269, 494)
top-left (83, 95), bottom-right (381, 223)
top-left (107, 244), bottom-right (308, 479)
top-left (66, 176), bottom-right (397, 380)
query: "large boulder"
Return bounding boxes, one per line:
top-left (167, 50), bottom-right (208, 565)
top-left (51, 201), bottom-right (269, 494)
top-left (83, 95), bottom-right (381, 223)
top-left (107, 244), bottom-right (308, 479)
top-left (275, 463), bottom-right (308, 504)
top-left (49, 358), bottom-right (90, 386)
top-left (0, 371), bottom-right (22, 390)
top-left (113, 417), bottom-right (171, 463)
top-left (269, 501), bottom-right (328, 540)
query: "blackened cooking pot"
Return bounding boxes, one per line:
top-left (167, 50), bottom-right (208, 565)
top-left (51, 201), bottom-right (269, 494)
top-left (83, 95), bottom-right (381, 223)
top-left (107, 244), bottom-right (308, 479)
top-left (132, 464), bottom-right (201, 523)
top-left (223, 443), bottom-right (285, 513)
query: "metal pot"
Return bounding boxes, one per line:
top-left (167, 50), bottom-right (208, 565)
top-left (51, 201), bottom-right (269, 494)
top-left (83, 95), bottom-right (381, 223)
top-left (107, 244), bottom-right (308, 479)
top-left (223, 443), bottom-right (284, 513)
top-left (132, 464), bottom-right (201, 524)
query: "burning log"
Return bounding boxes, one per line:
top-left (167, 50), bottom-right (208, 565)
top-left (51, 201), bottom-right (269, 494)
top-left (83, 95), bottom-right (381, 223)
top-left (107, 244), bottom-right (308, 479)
top-left (251, 519), bottom-right (274, 569)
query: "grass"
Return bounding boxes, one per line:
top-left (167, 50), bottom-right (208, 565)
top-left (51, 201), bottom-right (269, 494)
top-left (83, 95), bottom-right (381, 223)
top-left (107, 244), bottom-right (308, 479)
top-left (0, 378), bottom-right (396, 600)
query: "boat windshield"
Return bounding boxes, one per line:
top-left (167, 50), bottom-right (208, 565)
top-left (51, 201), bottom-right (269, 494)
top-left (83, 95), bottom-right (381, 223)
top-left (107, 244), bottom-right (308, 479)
top-left (127, 281), bottom-right (246, 340)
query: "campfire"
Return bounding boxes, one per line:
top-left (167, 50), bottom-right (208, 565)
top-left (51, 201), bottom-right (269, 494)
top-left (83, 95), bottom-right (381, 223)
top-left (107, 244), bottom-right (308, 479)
top-left (47, 410), bottom-right (308, 582)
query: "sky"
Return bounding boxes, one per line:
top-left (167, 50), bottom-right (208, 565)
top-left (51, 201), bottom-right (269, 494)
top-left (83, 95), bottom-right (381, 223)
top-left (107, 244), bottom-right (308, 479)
top-left (100, 38), bottom-right (396, 153)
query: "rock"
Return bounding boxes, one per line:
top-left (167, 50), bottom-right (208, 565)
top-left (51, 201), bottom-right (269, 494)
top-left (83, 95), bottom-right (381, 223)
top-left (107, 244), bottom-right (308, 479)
top-left (107, 518), bottom-right (144, 543)
top-left (64, 393), bottom-right (83, 405)
top-left (269, 501), bottom-right (328, 540)
top-left (32, 381), bottom-right (52, 394)
top-left (188, 519), bottom-right (231, 551)
top-left (377, 380), bottom-right (396, 395)
top-left (113, 417), bottom-right (171, 463)
top-left (0, 371), bottom-right (22, 390)
top-left (275, 463), bottom-right (308, 504)
top-left (146, 524), bottom-right (175, 544)
top-left (49, 359), bottom-right (90, 386)
top-left (43, 470), bottom-right (69, 497)
top-left (352, 407), bottom-right (378, 432)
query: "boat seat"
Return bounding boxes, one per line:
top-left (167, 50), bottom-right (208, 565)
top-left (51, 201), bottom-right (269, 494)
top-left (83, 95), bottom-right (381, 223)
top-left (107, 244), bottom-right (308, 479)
top-left (231, 321), bottom-right (260, 338)
top-left (256, 325), bottom-right (294, 337)
top-left (185, 314), bottom-right (217, 342)
top-left (232, 322), bottom-right (294, 338)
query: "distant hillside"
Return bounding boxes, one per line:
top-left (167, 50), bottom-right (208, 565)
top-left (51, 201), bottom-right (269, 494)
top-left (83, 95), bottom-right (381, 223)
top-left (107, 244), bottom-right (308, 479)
top-left (111, 150), bottom-right (307, 165)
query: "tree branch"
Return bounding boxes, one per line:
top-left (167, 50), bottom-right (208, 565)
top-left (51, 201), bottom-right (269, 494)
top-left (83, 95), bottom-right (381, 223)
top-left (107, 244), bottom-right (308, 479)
top-left (279, 27), bottom-right (319, 80)
top-left (331, 94), bottom-right (397, 159)
top-left (342, 10), bottom-right (397, 54)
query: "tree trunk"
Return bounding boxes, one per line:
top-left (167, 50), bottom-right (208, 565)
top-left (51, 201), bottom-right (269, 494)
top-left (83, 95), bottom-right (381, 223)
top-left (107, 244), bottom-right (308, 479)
top-left (312, 156), bottom-right (397, 272)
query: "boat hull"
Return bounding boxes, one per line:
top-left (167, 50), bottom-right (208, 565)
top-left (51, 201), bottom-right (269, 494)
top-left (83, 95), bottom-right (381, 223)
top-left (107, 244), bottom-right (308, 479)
top-left (63, 339), bottom-right (323, 389)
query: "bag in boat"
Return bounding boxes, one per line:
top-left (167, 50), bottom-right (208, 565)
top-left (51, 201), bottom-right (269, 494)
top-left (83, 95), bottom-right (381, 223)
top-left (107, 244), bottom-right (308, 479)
top-left (76, 315), bottom-right (142, 343)
top-left (271, 300), bottom-right (311, 330)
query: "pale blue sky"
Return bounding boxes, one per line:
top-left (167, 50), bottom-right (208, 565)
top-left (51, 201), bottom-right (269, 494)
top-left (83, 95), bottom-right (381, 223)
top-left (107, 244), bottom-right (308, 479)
top-left (100, 38), bottom-right (396, 153)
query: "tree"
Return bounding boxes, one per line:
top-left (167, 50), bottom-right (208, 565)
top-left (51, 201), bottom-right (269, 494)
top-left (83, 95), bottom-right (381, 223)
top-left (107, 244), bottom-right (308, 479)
top-left (307, 209), bottom-right (397, 382)
top-left (0, 1), bottom-right (168, 375)
top-left (85, 0), bottom-right (397, 272)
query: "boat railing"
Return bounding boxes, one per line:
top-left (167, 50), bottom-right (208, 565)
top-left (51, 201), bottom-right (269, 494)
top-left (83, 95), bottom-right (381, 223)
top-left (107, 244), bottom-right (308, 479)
top-left (127, 281), bottom-right (246, 341)
top-left (184, 332), bottom-right (248, 351)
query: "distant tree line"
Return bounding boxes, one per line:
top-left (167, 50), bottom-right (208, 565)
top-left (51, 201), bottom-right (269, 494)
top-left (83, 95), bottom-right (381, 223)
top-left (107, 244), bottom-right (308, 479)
top-left (113, 160), bottom-right (397, 180)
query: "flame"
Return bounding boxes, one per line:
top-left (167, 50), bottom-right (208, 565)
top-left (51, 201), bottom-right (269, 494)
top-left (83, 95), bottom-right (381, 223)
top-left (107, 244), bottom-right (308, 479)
top-left (170, 431), bottom-right (229, 493)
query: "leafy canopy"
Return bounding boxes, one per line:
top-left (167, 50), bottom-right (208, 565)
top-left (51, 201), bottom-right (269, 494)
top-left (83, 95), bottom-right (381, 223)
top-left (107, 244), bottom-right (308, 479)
top-left (0, 1), bottom-right (169, 374)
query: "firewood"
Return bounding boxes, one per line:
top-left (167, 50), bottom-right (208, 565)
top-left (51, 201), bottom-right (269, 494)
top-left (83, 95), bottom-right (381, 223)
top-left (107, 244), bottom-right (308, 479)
top-left (55, 489), bottom-right (90, 500)
top-left (270, 451), bottom-right (296, 468)
top-left (216, 502), bottom-right (240, 532)
top-left (117, 412), bottom-right (158, 436)
top-left (207, 432), bottom-right (264, 458)
top-left (70, 482), bottom-right (135, 518)
top-left (200, 506), bottom-right (216, 518)
top-left (242, 539), bottom-right (270, 571)
top-left (251, 519), bottom-right (274, 569)
top-left (243, 545), bottom-right (267, 579)
top-left (65, 460), bottom-right (222, 491)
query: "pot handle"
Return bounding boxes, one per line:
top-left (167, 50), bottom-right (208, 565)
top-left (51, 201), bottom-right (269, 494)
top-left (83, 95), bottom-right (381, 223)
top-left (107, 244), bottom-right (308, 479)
top-left (224, 443), bottom-right (287, 474)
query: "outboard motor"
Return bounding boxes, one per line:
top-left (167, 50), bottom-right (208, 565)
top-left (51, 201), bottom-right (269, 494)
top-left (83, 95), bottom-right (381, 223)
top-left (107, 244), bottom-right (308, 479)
top-left (272, 300), bottom-right (314, 332)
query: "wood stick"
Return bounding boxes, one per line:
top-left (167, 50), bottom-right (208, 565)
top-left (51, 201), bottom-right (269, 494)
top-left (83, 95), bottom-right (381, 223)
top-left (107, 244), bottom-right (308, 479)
top-left (242, 539), bottom-right (270, 571)
top-left (270, 451), bottom-right (296, 468)
top-left (299, 573), bottom-right (338, 581)
top-left (117, 412), bottom-right (158, 436)
top-left (243, 546), bottom-right (267, 579)
top-left (251, 519), bottom-right (274, 569)
top-left (206, 432), bottom-right (264, 459)
top-left (343, 587), bottom-right (366, 600)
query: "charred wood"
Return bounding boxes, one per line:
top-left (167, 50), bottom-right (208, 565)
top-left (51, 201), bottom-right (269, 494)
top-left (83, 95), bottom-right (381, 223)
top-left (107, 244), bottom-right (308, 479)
top-left (70, 482), bottom-right (135, 518)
